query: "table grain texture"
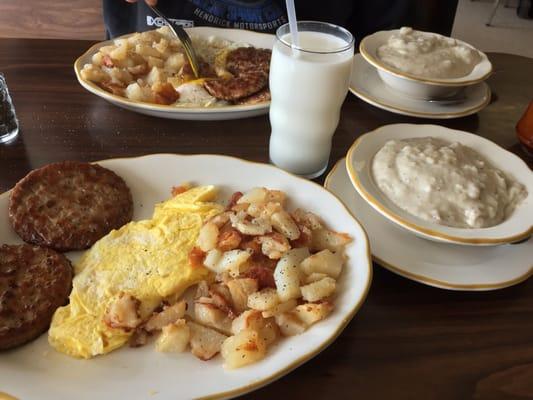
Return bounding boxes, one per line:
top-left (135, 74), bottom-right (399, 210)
top-left (0, 38), bottom-right (532, 400)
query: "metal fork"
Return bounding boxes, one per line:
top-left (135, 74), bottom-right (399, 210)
top-left (148, 5), bottom-right (200, 78)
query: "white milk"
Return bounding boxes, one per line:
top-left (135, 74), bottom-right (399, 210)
top-left (269, 31), bottom-right (354, 177)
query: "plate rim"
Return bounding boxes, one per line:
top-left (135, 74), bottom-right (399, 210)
top-left (359, 29), bottom-right (493, 86)
top-left (324, 158), bottom-right (533, 291)
top-left (0, 153), bottom-right (373, 400)
top-left (345, 125), bottom-right (533, 245)
top-left (73, 27), bottom-right (273, 115)
top-left (349, 55), bottom-right (491, 119)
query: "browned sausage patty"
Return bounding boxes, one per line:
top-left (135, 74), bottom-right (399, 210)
top-left (9, 161), bottom-right (133, 251)
top-left (235, 87), bottom-right (271, 105)
top-left (203, 47), bottom-right (271, 101)
top-left (226, 47), bottom-right (271, 76)
top-left (0, 244), bottom-right (72, 350)
top-left (204, 72), bottom-right (268, 101)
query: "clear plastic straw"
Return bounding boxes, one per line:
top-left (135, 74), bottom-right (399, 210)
top-left (286, 0), bottom-right (299, 50)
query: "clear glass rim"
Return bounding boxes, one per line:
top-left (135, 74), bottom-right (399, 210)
top-left (276, 20), bottom-right (354, 54)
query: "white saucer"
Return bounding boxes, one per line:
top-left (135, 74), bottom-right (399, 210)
top-left (325, 159), bottom-right (533, 291)
top-left (349, 54), bottom-right (491, 119)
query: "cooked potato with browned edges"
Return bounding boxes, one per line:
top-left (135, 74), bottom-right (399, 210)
top-left (129, 186), bottom-right (352, 370)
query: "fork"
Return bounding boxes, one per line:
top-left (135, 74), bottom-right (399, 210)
top-left (148, 5), bottom-right (201, 78)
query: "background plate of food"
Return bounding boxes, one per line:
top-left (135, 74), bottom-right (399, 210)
top-left (74, 27), bottom-right (275, 120)
top-left (0, 154), bottom-right (371, 400)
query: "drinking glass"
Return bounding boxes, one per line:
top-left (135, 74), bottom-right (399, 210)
top-left (0, 74), bottom-right (19, 144)
top-left (269, 21), bottom-right (354, 178)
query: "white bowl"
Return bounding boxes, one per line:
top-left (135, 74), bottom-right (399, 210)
top-left (359, 29), bottom-right (493, 99)
top-left (346, 124), bottom-right (533, 246)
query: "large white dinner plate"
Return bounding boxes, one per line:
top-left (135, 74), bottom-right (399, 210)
top-left (325, 158), bottom-right (532, 291)
top-left (349, 54), bottom-right (491, 119)
top-left (346, 124), bottom-right (533, 245)
top-left (74, 27), bottom-right (275, 120)
top-left (0, 154), bottom-right (371, 400)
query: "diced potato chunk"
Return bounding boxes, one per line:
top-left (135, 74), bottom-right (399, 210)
top-left (231, 310), bottom-right (280, 347)
top-left (311, 229), bottom-right (352, 252)
top-left (275, 312), bottom-right (307, 336)
top-left (292, 208), bottom-right (323, 230)
top-left (144, 300), bottom-right (186, 332)
top-left (98, 45), bottom-right (116, 55)
top-left (266, 190), bottom-right (286, 205)
top-left (135, 43), bottom-right (161, 58)
top-left (204, 248), bottom-right (223, 271)
top-left (125, 82), bottom-right (145, 101)
top-left (300, 249), bottom-right (344, 279)
top-left (194, 301), bottom-right (232, 335)
top-left (110, 42), bottom-right (129, 60)
top-left (261, 299), bottom-right (297, 318)
top-left (274, 248), bottom-right (308, 302)
top-left (231, 309), bottom-right (263, 334)
top-left (227, 278), bottom-right (258, 313)
top-left (197, 222), bottom-right (219, 252)
top-left (204, 248), bottom-right (250, 276)
top-left (155, 319), bottom-right (190, 353)
top-left (247, 201), bottom-right (281, 219)
top-left (271, 210), bottom-right (300, 240)
top-left (258, 318), bottom-right (280, 347)
top-left (304, 272), bottom-right (329, 284)
top-left (247, 288), bottom-right (279, 311)
top-left (300, 277), bottom-right (336, 302)
top-left (154, 38), bottom-right (169, 54)
top-left (188, 321), bottom-right (228, 360)
top-left (91, 52), bottom-right (104, 66)
top-left (146, 66), bottom-right (166, 86)
top-left (257, 233), bottom-right (290, 260)
top-left (147, 56), bottom-right (164, 68)
top-left (293, 302), bottom-right (333, 326)
top-left (81, 64), bottom-right (108, 83)
top-left (165, 53), bottom-right (185, 72)
top-left (237, 187), bottom-right (269, 204)
top-left (221, 329), bottom-right (266, 369)
top-left (107, 67), bottom-right (132, 85)
top-left (219, 249), bottom-right (252, 277)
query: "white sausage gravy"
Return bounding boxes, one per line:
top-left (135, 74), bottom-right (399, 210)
top-left (377, 27), bottom-right (482, 79)
top-left (371, 137), bottom-right (527, 228)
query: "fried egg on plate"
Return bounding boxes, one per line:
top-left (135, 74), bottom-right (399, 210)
top-left (48, 186), bottom-right (223, 359)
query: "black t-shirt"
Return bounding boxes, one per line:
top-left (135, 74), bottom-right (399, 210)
top-left (103, 0), bottom-right (415, 44)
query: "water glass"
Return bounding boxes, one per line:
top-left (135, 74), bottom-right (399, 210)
top-left (269, 21), bottom-right (354, 178)
top-left (0, 74), bottom-right (19, 144)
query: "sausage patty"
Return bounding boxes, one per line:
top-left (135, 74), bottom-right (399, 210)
top-left (226, 47), bottom-right (271, 76)
top-left (204, 72), bottom-right (268, 101)
top-left (203, 47), bottom-right (271, 101)
top-left (235, 87), bottom-right (272, 105)
top-left (9, 161), bottom-right (133, 251)
top-left (0, 244), bottom-right (73, 350)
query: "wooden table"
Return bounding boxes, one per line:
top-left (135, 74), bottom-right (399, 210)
top-left (1, 39), bottom-right (532, 399)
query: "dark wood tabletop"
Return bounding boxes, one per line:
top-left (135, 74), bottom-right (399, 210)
top-left (1, 38), bottom-right (532, 400)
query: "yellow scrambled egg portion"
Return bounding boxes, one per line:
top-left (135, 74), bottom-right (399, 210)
top-left (48, 186), bottom-right (223, 359)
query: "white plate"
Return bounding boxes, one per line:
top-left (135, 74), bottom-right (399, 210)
top-left (0, 154), bottom-right (371, 400)
top-left (325, 158), bottom-right (532, 290)
top-left (346, 124), bottom-right (533, 245)
top-left (359, 29), bottom-right (492, 86)
top-left (74, 27), bottom-right (275, 120)
top-left (349, 54), bottom-right (491, 119)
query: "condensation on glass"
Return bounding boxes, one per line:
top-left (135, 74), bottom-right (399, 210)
top-left (0, 74), bottom-right (19, 144)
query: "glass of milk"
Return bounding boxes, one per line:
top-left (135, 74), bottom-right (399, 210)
top-left (269, 21), bottom-right (354, 178)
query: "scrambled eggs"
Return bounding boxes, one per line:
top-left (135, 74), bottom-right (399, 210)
top-left (48, 186), bottom-right (223, 359)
